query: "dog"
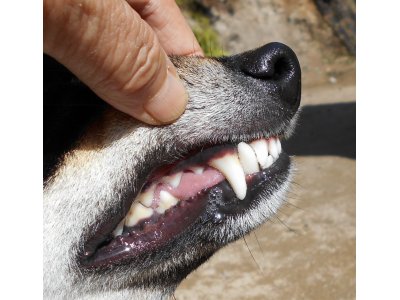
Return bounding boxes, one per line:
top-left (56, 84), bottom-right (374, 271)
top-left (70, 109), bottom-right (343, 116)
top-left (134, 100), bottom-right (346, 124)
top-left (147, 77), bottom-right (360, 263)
top-left (44, 42), bottom-right (301, 299)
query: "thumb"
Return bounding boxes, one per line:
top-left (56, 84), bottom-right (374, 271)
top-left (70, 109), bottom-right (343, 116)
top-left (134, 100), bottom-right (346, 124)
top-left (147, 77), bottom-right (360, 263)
top-left (44, 0), bottom-right (188, 125)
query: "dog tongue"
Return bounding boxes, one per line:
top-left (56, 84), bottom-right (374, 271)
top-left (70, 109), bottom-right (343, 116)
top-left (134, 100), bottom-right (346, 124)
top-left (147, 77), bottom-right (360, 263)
top-left (152, 168), bottom-right (224, 208)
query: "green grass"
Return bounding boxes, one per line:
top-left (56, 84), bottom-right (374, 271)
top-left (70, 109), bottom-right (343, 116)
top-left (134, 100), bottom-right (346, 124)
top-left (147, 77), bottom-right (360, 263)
top-left (176, 0), bottom-right (226, 57)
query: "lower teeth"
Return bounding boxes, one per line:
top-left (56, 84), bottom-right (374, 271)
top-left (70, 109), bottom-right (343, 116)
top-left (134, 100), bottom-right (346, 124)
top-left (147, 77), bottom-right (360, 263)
top-left (114, 137), bottom-right (282, 236)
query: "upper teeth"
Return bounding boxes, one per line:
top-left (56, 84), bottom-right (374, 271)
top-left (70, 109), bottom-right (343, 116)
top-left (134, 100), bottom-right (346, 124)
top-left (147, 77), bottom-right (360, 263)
top-left (209, 138), bottom-right (282, 200)
top-left (209, 152), bottom-right (247, 200)
top-left (161, 172), bottom-right (183, 188)
top-left (268, 138), bottom-right (279, 159)
top-left (188, 166), bottom-right (204, 174)
top-left (238, 142), bottom-right (260, 175)
top-left (250, 139), bottom-right (269, 169)
top-left (276, 138), bottom-right (282, 154)
top-left (114, 137), bottom-right (282, 236)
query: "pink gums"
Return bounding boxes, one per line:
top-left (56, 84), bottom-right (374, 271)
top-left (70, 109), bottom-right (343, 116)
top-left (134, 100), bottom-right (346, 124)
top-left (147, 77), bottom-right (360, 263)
top-left (150, 168), bottom-right (225, 208)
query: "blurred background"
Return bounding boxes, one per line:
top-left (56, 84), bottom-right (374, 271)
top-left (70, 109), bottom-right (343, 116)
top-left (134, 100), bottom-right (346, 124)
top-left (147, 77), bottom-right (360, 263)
top-left (174, 0), bottom-right (355, 299)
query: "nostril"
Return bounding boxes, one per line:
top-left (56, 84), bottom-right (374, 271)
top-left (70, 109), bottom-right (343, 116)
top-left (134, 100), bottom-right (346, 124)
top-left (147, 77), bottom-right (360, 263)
top-left (271, 57), bottom-right (292, 80)
top-left (242, 56), bottom-right (289, 80)
top-left (239, 43), bottom-right (297, 82)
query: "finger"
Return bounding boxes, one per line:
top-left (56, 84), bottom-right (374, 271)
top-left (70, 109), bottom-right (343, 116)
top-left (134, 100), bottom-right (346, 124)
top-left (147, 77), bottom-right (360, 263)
top-left (44, 0), bottom-right (188, 125)
top-left (128, 0), bottom-right (204, 56)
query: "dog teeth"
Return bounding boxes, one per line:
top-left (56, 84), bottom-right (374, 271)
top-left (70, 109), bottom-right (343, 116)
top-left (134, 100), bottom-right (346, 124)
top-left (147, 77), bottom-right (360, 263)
top-left (187, 166), bottom-right (204, 174)
top-left (268, 138), bottom-right (279, 159)
top-left (276, 138), bottom-right (282, 154)
top-left (209, 153), bottom-right (247, 200)
top-left (137, 185), bottom-right (155, 208)
top-left (156, 191), bottom-right (179, 214)
top-left (125, 202), bottom-right (154, 227)
top-left (112, 218), bottom-right (125, 237)
top-left (250, 139), bottom-right (269, 169)
top-left (117, 137), bottom-right (283, 232)
top-left (237, 142), bottom-right (260, 175)
top-left (265, 155), bottom-right (274, 168)
top-left (162, 172), bottom-right (183, 188)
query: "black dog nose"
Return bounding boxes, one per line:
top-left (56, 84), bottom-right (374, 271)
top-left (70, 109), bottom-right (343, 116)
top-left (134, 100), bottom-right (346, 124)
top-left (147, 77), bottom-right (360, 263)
top-left (235, 42), bottom-right (301, 109)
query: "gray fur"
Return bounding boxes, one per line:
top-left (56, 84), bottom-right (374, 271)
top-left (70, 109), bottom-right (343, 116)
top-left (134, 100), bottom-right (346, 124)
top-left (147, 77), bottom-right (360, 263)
top-left (44, 54), bottom-right (299, 299)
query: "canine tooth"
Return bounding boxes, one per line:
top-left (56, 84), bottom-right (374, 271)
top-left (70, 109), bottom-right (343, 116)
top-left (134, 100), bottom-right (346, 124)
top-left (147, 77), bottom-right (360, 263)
top-left (276, 138), bottom-right (282, 154)
top-left (112, 218), bottom-right (125, 237)
top-left (137, 185), bottom-right (155, 208)
top-left (268, 138), bottom-right (279, 159)
top-left (162, 172), bottom-right (183, 188)
top-left (125, 202), bottom-right (153, 227)
top-left (250, 139), bottom-right (269, 169)
top-left (156, 191), bottom-right (179, 214)
top-left (209, 153), bottom-right (247, 200)
top-left (188, 166), bottom-right (204, 174)
top-left (265, 155), bottom-right (274, 168)
top-left (237, 142), bottom-right (260, 174)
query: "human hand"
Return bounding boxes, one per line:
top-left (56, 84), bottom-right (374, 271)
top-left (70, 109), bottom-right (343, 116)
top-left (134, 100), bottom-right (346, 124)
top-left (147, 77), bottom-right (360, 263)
top-left (44, 0), bottom-right (203, 125)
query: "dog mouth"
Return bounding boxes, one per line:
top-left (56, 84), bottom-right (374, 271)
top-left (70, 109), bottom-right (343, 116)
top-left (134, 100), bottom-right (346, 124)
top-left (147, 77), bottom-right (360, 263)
top-left (81, 136), bottom-right (290, 269)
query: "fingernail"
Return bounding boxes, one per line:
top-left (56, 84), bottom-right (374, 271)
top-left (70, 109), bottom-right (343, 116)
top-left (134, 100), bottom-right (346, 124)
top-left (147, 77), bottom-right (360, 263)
top-left (144, 71), bottom-right (188, 124)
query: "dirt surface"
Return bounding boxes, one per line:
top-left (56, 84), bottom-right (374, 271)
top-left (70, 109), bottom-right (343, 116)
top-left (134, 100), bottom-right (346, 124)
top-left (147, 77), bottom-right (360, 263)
top-left (175, 1), bottom-right (356, 299)
top-left (176, 156), bottom-right (355, 300)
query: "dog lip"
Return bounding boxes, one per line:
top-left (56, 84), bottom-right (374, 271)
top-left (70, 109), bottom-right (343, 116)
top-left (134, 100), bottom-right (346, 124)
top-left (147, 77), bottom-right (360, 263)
top-left (78, 125), bottom-right (295, 269)
top-left (79, 150), bottom-right (291, 269)
top-left (82, 193), bottom-right (208, 268)
top-left (78, 135), bottom-right (289, 265)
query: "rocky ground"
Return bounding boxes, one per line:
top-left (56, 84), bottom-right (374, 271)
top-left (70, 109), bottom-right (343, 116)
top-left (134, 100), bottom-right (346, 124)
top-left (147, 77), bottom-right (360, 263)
top-left (175, 1), bottom-right (356, 299)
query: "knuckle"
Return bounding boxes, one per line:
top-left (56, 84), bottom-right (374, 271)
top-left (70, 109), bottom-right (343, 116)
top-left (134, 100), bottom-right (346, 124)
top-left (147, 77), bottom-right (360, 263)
top-left (92, 12), bottom-right (167, 102)
top-left (120, 32), bottom-right (165, 96)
